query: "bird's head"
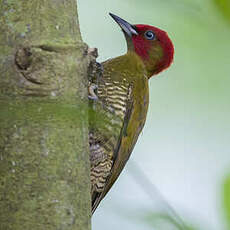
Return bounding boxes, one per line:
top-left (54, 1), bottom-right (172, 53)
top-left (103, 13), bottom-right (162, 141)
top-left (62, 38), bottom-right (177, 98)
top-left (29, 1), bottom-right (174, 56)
top-left (110, 13), bottom-right (174, 78)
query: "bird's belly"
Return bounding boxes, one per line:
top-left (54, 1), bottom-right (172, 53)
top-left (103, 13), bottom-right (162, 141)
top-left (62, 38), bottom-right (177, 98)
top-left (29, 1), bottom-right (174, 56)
top-left (90, 80), bottom-right (129, 192)
top-left (90, 73), bottom-right (149, 194)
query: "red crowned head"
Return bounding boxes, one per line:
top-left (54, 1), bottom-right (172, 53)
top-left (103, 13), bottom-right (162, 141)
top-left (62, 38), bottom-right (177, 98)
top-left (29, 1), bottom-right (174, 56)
top-left (110, 13), bottom-right (174, 78)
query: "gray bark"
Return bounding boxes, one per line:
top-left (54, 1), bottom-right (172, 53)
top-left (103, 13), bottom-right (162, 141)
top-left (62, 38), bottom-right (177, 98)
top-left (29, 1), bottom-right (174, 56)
top-left (0, 0), bottom-right (91, 229)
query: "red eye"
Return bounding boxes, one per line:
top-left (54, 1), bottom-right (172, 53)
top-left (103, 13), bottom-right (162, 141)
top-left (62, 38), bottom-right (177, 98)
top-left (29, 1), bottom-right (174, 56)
top-left (144, 30), bottom-right (155, 40)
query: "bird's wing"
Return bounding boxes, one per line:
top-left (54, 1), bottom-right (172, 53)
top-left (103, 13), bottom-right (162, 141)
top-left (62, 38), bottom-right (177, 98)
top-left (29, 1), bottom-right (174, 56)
top-left (91, 84), bottom-right (136, 213)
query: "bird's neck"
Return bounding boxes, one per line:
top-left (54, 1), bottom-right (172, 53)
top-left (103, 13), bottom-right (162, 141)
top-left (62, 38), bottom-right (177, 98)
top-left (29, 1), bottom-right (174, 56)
top-left (124, 34), bottom-right (164, 78)
top-left (121, 52), bottom-right (147, 79)
top-left (103, 51), bottom-right (147, 82)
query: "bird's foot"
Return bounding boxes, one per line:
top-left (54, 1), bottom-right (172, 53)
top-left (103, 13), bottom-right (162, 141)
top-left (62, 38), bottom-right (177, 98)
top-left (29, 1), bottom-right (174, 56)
top-left (96, 62), bottom-right (104, 77)
top-left (88, 83), bottom-right (98, 100)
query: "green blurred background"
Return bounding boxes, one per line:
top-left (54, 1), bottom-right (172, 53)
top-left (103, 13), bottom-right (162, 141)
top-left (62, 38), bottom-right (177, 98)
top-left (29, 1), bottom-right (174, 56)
top-left (78, 0), bottom-right (230, 229)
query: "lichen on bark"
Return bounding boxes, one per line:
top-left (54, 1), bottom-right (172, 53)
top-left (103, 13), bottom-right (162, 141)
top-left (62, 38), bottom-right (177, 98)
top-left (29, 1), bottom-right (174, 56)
top-left (0, 0), bottom-right (92, 229)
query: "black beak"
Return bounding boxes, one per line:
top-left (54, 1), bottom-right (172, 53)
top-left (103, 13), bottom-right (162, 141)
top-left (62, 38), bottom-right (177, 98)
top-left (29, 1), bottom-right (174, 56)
top-left (109, 13), bottom-right (138, 37)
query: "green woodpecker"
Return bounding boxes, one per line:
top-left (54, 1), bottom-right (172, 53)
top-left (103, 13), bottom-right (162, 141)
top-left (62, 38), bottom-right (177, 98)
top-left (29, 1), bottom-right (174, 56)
top-left (89, 13), bottom-right (174, 213)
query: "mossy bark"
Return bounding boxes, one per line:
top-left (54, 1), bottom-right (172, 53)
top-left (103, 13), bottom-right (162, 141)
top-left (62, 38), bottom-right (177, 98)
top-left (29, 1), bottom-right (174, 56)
top-left (0, 0), bottom-right (91, 229)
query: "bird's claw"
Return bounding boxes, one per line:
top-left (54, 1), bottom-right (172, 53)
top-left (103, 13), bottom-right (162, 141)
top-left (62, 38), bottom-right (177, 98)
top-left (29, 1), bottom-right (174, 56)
top-left (96, 62), bottom-right (104, 75)
top-left (88, 83), bottom-right (98, 100)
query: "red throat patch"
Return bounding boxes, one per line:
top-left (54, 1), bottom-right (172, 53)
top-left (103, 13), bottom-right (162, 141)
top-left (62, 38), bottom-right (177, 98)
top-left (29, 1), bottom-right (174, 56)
top-left (132, 35), bottom-right (151, 60)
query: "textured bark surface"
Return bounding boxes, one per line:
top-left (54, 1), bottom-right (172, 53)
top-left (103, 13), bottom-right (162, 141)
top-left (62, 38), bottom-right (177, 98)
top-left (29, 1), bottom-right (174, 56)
top-left (0, 0), bottom-right (91, 229)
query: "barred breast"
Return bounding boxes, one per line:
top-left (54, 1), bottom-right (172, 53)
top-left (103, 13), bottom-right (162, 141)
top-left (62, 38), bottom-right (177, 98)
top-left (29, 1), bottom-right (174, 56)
top-left (89, 74), bottom-right (131, 195)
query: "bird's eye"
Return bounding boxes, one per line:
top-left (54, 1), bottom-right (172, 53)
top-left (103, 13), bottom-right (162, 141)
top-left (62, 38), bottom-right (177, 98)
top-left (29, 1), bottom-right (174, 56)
top-left (144, 30), bottom-right (155, 40)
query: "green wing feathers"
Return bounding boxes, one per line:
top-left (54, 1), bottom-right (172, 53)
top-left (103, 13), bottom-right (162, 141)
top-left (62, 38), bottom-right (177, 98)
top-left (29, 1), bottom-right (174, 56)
top-left (89, 54), bottom-right (149, 213)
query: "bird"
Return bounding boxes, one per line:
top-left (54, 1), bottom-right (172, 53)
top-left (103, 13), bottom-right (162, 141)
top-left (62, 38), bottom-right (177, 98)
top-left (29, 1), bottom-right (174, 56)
top-left (89, 13), bottom-right (174, 214)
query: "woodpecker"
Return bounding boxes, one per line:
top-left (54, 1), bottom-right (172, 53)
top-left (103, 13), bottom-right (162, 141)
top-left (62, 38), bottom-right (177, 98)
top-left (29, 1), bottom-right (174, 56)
top-left (89, 13), bottom-right (174, 214)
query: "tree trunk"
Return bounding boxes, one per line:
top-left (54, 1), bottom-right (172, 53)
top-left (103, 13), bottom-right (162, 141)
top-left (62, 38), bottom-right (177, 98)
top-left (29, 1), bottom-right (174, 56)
top-left (0, 1), bottom-right (91, 229)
